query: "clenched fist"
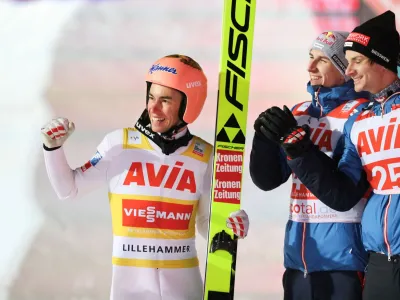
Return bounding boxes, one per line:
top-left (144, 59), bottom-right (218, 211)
top-left (41, 117), bottom-right (75, 149)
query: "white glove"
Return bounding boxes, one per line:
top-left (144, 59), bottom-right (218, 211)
top-left (226, 209), bottom-right (249, 239)
top-left (41, 117), bottom-right (75, 148)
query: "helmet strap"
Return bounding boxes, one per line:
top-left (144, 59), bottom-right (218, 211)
top-left (134, 109), bottom-right (193, 155)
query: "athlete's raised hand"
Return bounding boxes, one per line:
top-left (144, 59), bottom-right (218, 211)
top-left (41, 117), bottom-right (75, 149)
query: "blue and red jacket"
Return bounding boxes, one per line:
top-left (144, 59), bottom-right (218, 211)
top-left (250, 80), bottom-right (370, 274)
top-left (287, 80), bottom-right (400, 259)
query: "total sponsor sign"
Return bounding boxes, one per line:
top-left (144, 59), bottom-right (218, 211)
top-left (290, 200), bottom-right (335, 216)
top-left (289, 199), bottom-right (363, 223)
top-left (290, 176), bottom-right (364, 222)
top-left (213, 149), bottom-right (243, 204)
top-left (122, 200), bottom-right (194, 230)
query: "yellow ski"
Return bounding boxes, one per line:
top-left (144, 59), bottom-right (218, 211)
top-left (203, 0), bottom-right (256, 299)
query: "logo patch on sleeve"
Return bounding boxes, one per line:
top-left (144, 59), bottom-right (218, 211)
top-left (81, 151), bottom-right (103, 172)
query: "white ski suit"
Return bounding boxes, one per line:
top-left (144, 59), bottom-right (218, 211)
top-left (43, 127), bottom-right (213, 300)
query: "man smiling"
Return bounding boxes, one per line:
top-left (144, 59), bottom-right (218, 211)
top-left (40, 54), bottom-right (249, 300)
top-left (250, 31), bottom-right (370, 300)
top-left (279, 11), bottom-right (400, 300)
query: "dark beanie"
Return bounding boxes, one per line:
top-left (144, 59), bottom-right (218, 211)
top-left (343, 10), bottom-right (400, 73)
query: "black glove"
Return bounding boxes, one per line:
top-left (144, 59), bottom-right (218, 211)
top-left (254, 105), bottom-right (297, 143)
top-left (281, 125), bottom-right (314, 159)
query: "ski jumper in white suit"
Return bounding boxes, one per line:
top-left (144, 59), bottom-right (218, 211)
top-left (41, 55), bottom-right (249, 300)
top-left (43, 127), bottom-right (213, 300)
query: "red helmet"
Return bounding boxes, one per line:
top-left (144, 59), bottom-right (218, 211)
top-left (145, 54), bottom-right (208, 124)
